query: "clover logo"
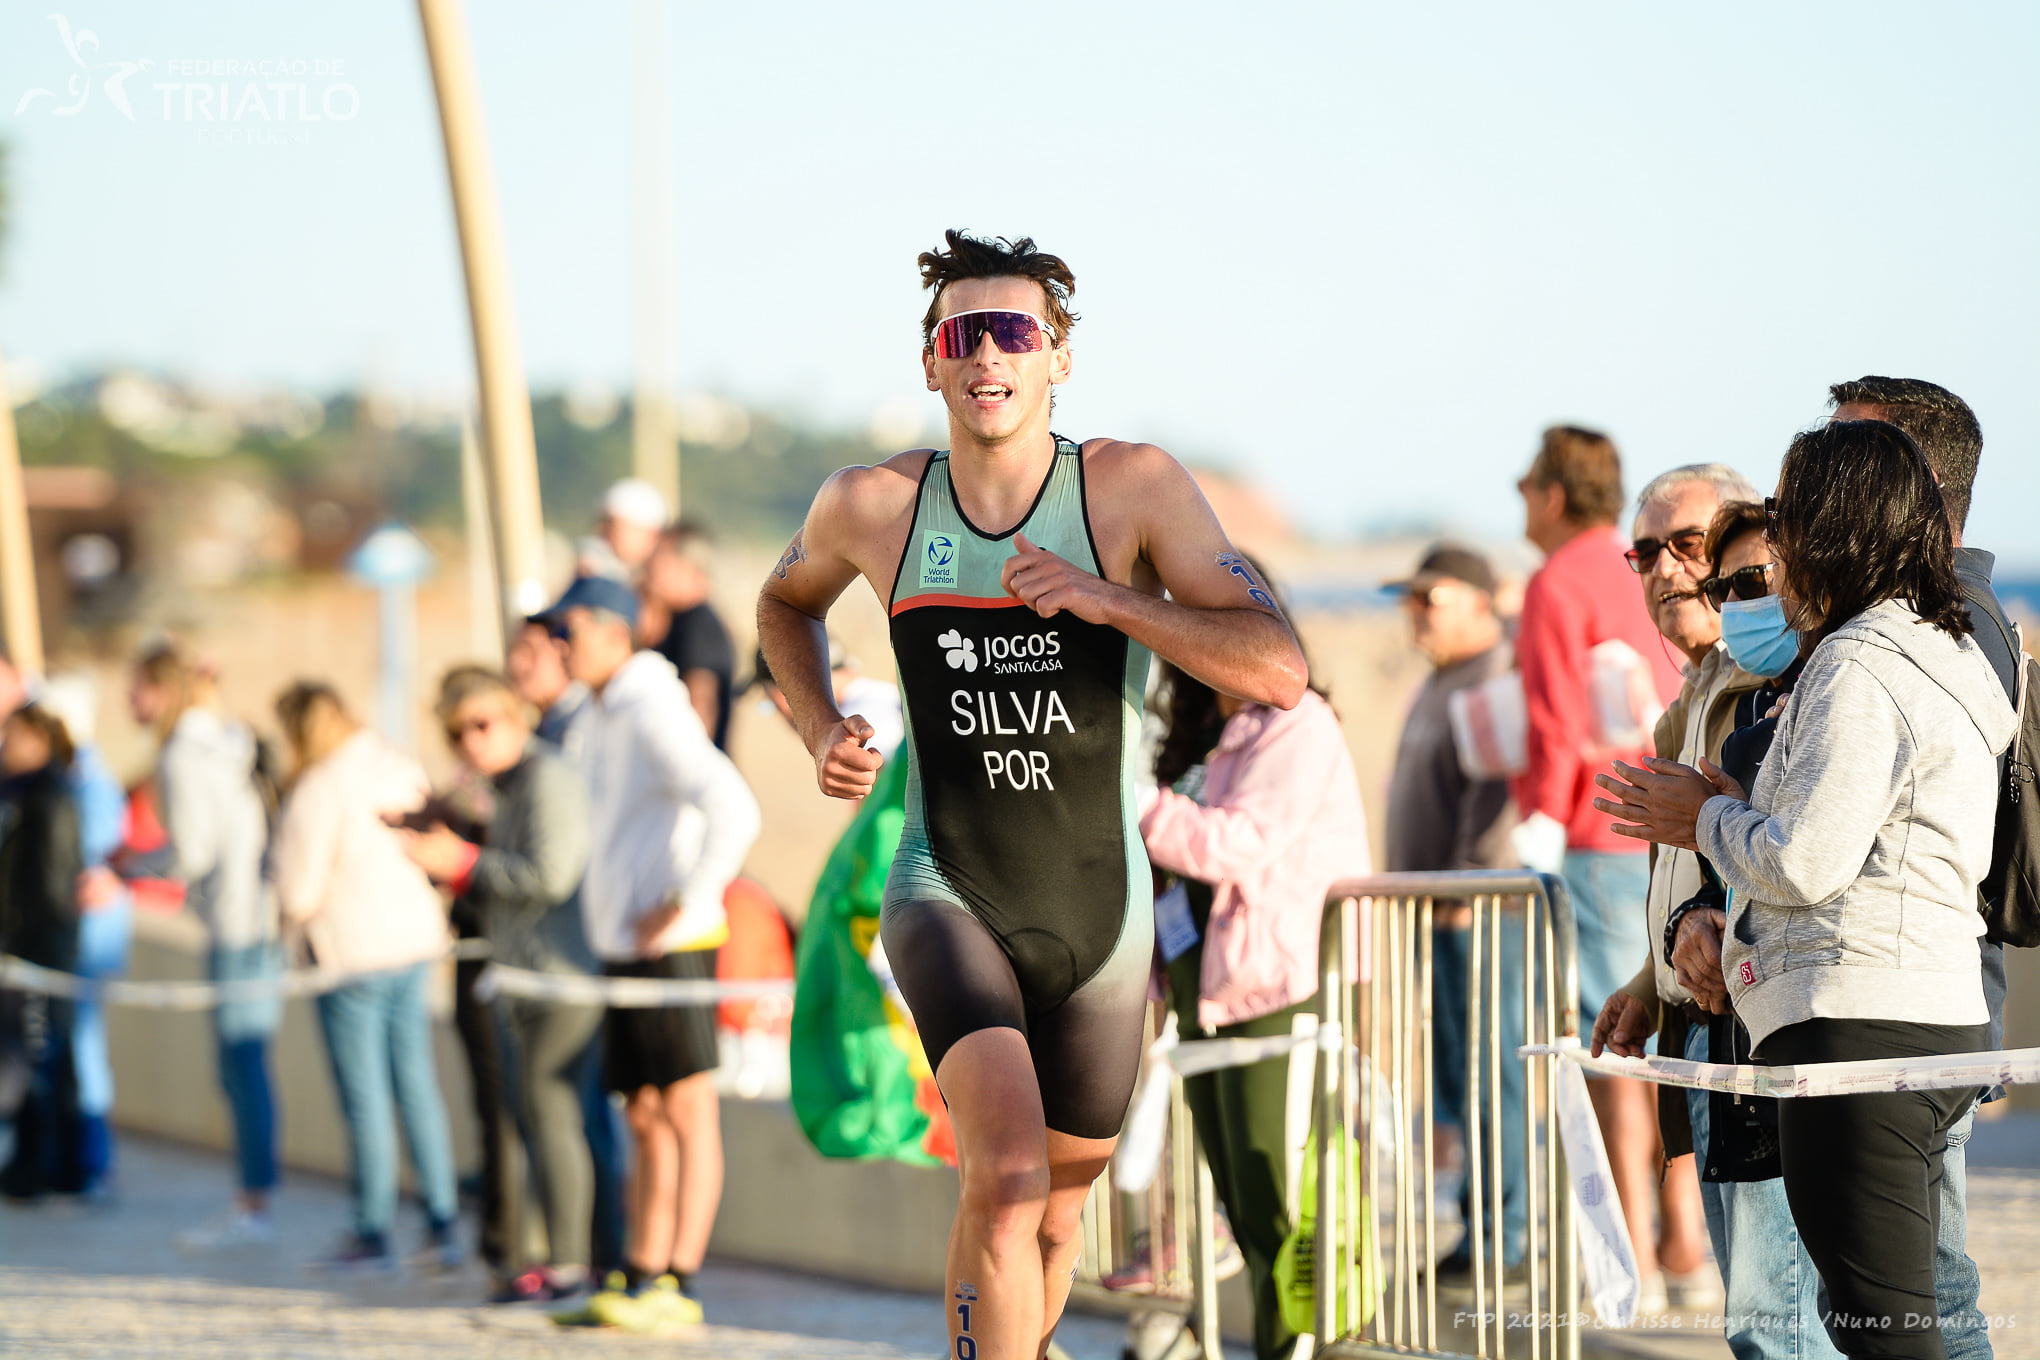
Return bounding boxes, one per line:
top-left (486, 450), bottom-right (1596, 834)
top-left (927, 534), bottom-right (955, 568)
top-left (937, 629), bottom-right (977, 672)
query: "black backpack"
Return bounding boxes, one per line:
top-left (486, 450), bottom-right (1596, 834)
top-left (1982, 626), bottom-right (2040, 947)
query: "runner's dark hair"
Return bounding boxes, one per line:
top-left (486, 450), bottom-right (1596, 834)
top-left (1772, 420), bottom-right (1970, 652)
top-left (1826, 376), bottom-right (1983, 533)
top-left (918, 230), bottom-right (1078, 348)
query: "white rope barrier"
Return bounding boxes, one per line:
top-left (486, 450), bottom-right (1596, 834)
top-left (1520, 1036), bottom-right (2040, 1097)
top-left (472, 962), bottom-right (795, 1008)
top-left (0, 938), bottom-right (494, 1010)
top-left (1112, 1015), bottom-right (1344, 1193)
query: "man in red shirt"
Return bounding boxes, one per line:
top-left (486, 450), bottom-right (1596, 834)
top-left (1511, 426), bottom-right (1693, 1294)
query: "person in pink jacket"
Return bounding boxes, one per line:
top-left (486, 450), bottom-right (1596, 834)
top-left (1141, 657), bottom-right (1369, 1360)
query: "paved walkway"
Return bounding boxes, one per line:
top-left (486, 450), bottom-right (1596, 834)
top-left (0, 1135), bottom-right (1129, 1359)
top-left (6, 1116), bottom-right (2040, 1359)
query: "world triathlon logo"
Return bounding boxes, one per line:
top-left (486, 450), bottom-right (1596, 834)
top-left (920, 531), bottom-right (959, 589)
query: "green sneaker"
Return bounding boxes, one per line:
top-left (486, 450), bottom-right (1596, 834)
top-left (583, 1275), bottom-right (700, 1335)
top-left (550, 1271), bottom-right (629, 1327)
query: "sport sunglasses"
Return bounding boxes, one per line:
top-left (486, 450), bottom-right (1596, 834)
top-left (1701, 562), bottom-right (1776, 609)
top-left (930, 309), bottom-right (1058, 360)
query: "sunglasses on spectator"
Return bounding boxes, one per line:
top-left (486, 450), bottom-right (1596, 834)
top-left (1624, 529), bottom-right (1707, 573)
top-left (930, 309), bottom-right (1058, 360)
top-left (1701, 562), bottom-right (1776, 608)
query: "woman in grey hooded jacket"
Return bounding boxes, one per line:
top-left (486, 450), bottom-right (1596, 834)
top-left (1596, 422), bottom-right (2014, 1360)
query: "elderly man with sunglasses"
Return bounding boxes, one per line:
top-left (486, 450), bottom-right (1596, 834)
top-left (757, 231), bottom-right (1307, 1360)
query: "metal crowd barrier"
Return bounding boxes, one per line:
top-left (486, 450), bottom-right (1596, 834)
top-left (1071, 1010), bottom-right (1223, 1359)
top-left (1314, 872), bottom-right (1581, 1360)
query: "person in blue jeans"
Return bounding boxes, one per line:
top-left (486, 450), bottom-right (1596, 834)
top-left (124, 644), bottom-right (283, 1248)
top-left (274, 682), bottom-right (459, 1268)
top-left (65, 735), bottom-right (133, 1197)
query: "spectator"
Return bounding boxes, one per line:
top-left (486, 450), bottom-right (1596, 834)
top-left (1617, 465), bottom-right (1762, 1313)
top-left (403, 666), bottom-right (606, 1303)
top-left (506, 615), bottom-right (626, 1274)
top-left (509, 616), bottom-right (589, 749)
top-left (271, 682), bottom-right (460, 1270)
top-left (1599, 495), bottom-right (1835, 1359)
top-left (1598, 421), bottom-right (2011, 1360)
top-left (589, 478), bottom-right (670, 581)
top-left (124, 643), bottom-right (282, 1250)
top-left (1828, 377), bottom-right (2011, 1360)
top-left (1142, 647), bottom-right (1368, 1360)
top-left (40, 678), bottom-right (132, 1200)
top-left (1510, 427), bottom-right (1691, 1293)
top-left (0, 660), bottom-right (131, 1197)
top-left (1381, 544), bottom-right (1523, 1277)
top-left (641, 523), bottom-right (737, 751)
top-left (546, 575), bottom-right (761, 1332)
top-left (0, 705), bottom-right (85, 1199)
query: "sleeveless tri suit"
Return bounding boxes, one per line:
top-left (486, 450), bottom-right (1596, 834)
top-left (879, 436), bottom-right (1155, 1138)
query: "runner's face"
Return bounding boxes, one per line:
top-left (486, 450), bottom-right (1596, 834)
top-left (923, 277), bottom-right (1071, 445)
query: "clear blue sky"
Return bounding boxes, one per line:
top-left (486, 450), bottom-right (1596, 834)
top-left (3, 2), bottom-right (2036, 562)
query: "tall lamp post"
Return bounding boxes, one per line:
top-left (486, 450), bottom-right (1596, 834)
top-left (416, 0), bottom-right (549, 632)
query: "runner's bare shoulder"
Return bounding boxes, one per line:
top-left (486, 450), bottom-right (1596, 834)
top-left (800, 449), bottom-right (938, 590)
top-left (1074, 438), bottom-right (1204, 585)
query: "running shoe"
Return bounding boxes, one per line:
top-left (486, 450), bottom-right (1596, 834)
top-left (416, 1221), bottom-right (465, 1272)
top-left (1665, 1264), bottom-right (1725, 1311)
top-left (496, 1267), bottom-right (592, 1305)
top-left (577, 1274), bottom-right (703, 1334)
top-left (551, 1272), bottom-right (630, 1327)
top-left (306, 1231), bottom-right (397, 1273)
top-left (175, 1208), bottom-right (275, 1252)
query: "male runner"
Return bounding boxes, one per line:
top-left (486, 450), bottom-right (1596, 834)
top-left (757, 230), bottom-right (1307, 1360)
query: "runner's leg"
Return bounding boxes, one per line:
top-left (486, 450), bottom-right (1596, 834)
top-left (941, 1027), bottom-right (1052, 1360)
top-left (1037, 1130), bottom-right (1114, 1357)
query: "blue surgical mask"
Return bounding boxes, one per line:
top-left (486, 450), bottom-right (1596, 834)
top-left (1719, 595), bottom-right (1798, 678)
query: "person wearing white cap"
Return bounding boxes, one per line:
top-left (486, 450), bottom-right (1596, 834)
top-left (597, 479), bottom-right (670, 578)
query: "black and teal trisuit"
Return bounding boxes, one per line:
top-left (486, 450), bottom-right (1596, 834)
top-left (879, 436), bottom-right (1155, 1138)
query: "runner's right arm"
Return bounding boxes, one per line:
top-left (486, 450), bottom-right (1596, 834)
top-left (757, 464), bottom-right (899, 800)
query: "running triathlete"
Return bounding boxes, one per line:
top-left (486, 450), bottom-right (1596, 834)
top-left (757, 230), bottom-right (1305, 1360)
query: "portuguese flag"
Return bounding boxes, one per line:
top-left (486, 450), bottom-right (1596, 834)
top-left (789, 755), bottom-right (954, 1166)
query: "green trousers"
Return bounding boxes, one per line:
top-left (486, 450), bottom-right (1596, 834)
top-left (1167, 885), bottom-right (1310, 1360)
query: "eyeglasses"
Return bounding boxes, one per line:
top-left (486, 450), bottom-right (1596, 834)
top-left (1624, 529), bottom-right (1708, 573)
top-left (1701, 562), bottom-right (1776, 609)
top-left (1764, 496), bottom-right (1781, 539)
top-left (929, 309), bottom-right (1057, 360)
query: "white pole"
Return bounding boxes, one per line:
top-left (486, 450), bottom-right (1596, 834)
top-left (631, 0), bottom-right (680, 515)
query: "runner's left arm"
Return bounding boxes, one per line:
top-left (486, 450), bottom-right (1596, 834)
top-left (1000, 445), bottom-right (1307, 708)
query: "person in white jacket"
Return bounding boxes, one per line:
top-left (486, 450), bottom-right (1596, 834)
top-left (545, 576), bottom-right (760, 1332)
top-left (272, 682), bottom-right (459, 1271)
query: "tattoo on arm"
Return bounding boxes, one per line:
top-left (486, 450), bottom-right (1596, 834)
top-left (1215, 552), bottom-right (1278, 611)
top-left (773, 532), bottom-right (807, 580)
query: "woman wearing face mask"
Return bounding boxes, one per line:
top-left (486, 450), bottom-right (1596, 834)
top-left (1594, 423), bottom-right (2012, 1360)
